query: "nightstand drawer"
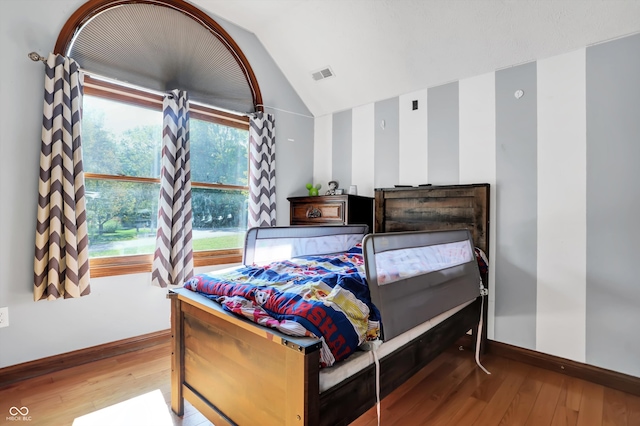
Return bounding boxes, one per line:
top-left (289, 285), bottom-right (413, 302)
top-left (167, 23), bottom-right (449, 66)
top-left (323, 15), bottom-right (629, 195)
top-left (291, 202), bottom-right (345, 223)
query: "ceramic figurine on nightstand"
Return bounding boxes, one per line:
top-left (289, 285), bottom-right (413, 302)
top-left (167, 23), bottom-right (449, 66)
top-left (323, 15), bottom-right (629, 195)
top-left (326, 180), bottom-right (338, 195)
top-left (305, 183), bottom-right (321, 196)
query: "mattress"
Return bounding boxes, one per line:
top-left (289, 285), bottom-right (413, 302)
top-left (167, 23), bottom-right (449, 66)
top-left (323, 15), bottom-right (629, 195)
top-left (319, 299), bottom-right (474, 392)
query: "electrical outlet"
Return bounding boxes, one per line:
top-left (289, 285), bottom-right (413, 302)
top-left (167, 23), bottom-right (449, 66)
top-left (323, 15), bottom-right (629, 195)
top-left (0, 307), bottom-right (8, 328)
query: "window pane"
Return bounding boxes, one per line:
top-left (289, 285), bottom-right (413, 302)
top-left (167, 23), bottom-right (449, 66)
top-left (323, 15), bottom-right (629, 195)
top-left (190, 118), bottom-right (249, 186)
top-left (86, 179), bottom-right (160, 258)
top-left (192, 187), bottom-right (248, 251)
top-left (83, 95), bottom-right (162, 178)
top-left (86, 180), bottom-right (248, 257)
top-left (82, 91), bottom-right (251, 262)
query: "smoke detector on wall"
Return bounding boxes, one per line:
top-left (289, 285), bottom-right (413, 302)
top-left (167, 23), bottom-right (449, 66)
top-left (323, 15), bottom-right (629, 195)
top-left (311, 66), bottom-right (335, 81)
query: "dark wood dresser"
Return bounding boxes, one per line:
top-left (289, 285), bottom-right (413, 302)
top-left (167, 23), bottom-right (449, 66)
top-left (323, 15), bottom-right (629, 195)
top-left (288, 194), bottom-right (374, 231)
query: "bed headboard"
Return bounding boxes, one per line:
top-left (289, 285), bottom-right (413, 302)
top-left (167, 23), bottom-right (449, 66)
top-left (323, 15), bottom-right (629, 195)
top-left (374, 184), bottom-right (490, 255)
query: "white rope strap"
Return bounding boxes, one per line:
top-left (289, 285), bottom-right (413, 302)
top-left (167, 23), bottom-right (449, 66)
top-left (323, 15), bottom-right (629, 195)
top-left (475, 284), bottom-right (491, 375)
top-left (362, 340), bottom-right (383, 426)
top-left (373, 348), bottom-right (381, 426)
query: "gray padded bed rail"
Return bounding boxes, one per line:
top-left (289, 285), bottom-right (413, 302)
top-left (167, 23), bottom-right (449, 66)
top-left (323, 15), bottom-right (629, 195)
top-left (244, 225), bottom-right (369, 266)
top-left (363, 229), bottom-right (481, 341)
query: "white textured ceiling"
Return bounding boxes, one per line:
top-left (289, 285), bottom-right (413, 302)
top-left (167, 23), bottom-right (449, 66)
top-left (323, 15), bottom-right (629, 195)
top-left (190, 0), bottom-right (640, 117)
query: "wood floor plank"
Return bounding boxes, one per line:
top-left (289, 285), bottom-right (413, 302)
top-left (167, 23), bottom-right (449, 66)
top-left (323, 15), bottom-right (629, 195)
top-left (563, 377), bottom-right (586, 412)
top-left (626, 393), bottom-right (640, 426)
top-left (470, 356), bottom-right (511, 403)
top-left (408, 355), bottom-right (478, 424)
top-left (524, 368), bottom-right (565, 426)
top-left (472, 360), bottom-right (532, 426)
top-left (551, 406), bottom-right (580, 426)
top-left (445, 396), bottom-right (488, 425)
top-left (549, 375), bottom-right (585, 426)
top-left (498, 367), bottom-right (545, 425)
top-left (383, 359), bottom-right (463, 426)
top-left (379, 347), bottom-right (454, 403)
top-left (602, 387), bottom-right (628, 426)
top-left (408, 352), bottom-right (499, 425)
top-left (16, 389), bottom-right (64, 406)
top-left (36, 399), bottom-right (99, 426)
top-left (576, 381), bottom-right (605, 426)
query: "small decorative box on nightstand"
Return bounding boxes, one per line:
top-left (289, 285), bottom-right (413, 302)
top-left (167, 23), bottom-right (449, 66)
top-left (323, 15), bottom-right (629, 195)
top-left (287, 194), bottom-right (374, 231)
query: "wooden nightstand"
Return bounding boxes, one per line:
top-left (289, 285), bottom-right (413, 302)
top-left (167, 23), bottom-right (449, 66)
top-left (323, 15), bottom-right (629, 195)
top-left (288, 194), bottom-right (374, 231)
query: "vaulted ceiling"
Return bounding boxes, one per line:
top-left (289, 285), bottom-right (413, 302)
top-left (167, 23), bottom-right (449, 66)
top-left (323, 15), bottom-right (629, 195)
top-left (190, 0), bottom-right (640, 117)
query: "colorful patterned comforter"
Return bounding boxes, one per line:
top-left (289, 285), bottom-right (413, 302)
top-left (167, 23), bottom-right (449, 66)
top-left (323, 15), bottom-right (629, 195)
top-left (184, 244), bottom-right (380, 367)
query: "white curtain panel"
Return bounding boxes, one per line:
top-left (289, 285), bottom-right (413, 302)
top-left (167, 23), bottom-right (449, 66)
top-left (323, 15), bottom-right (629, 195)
top-left (248, 112), bottom-right (276, 227)
top-left (34, 54), bottom-right (90, 300)
top-left (152, 90), bottom-right (193, 288)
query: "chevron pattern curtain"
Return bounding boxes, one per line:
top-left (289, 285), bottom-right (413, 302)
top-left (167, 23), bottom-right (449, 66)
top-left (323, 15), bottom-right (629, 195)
top-left (248, 112), bottom-right (276, 227)
top-left (152, 90), bottom-right (193, 288)
top-left (34, 54), bottom-right (90, 300)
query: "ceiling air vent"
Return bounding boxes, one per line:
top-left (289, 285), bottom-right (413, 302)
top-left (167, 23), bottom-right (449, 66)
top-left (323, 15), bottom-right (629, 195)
top-left (311, 66), bottom-right (335, 81)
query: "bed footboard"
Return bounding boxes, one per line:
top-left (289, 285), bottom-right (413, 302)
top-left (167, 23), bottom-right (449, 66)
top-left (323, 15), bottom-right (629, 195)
top-left (169, 289), bottom-right (322, 425)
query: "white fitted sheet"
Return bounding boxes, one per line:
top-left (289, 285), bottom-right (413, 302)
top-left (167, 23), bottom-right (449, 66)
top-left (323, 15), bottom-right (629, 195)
top-left (319, 299), bottom-right (475, 392)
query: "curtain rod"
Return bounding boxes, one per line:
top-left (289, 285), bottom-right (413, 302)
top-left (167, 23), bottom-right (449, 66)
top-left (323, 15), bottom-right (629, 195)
top-left (28, 51), bottom-right (251, 117)
top-left (29, 52), bottom-right (314, 120)
top-left (255, 104), bottom-right (314, 119)
top-left (29, 51), bottom-right (179, 103)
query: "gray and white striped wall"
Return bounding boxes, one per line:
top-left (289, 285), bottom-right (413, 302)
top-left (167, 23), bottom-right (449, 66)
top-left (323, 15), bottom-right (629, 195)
top-left (313, 33), bottom-right (640, 378)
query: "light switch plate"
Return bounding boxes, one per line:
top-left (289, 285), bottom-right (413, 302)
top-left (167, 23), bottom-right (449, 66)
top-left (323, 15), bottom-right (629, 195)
top-left (0, 307), bottom-right (9, 328)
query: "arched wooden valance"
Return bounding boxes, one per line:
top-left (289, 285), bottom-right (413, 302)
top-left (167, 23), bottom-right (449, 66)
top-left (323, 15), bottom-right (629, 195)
top-left (54, 0), bottom-right (262, 113)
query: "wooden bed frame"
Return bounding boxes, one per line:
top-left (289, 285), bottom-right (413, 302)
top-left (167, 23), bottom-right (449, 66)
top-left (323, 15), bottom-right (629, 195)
top-left (169, 183), bottom-right (490, 426)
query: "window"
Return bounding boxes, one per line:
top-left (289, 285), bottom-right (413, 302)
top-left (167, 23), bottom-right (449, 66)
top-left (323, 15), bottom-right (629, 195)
top-left (54, 0), bottom-right (264, 277)
top-left (83, 77), bottom-right (250, 277)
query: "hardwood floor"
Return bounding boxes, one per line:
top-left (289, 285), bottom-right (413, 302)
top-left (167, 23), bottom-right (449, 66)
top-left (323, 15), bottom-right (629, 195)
top-left (0, 342), bottom-right (637, 426)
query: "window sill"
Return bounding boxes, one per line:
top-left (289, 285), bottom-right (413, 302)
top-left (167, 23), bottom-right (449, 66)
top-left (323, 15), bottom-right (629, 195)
top-left (89, 249), bottom-right (243, 278)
